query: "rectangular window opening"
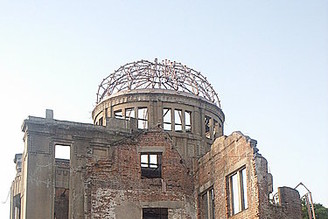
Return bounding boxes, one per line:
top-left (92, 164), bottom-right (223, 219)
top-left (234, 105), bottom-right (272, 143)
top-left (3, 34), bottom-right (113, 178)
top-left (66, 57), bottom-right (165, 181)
top-left (185, 111), bottom-right (192, 132)
top-left (213, 120), bottom-right (219, 138)
top-left (114, 110), bottom-right (123, 119)
top-left (125, 108), bottom-right (135, 119)
top-left (55, 145), bottom-right (70, 160)
top-left (201, 192), bottom-right (208, 219)
top-left (200, 188), bottom-right (215, 219)
top-left (54, 145), bottom-right (70, 219)
top-left (228, 167), bottom-right (248, 215)
top-left (210, 188), bottom-right (215, 219)
top-left (12, 194), bottom-right (21, 219)
top-left (54, 188), bottom-right (69, 219)
top-left (174, 109), bottom-right (182, 131)
top-left (138, 107), bottom-right (148, 129)
top-left (205, 116), bottom-right (211, 139)
top-left (143, 208), bottom-right (168, 219)
top-left (141, 153), bottom-right (161, 178)
top-left (163, 108), bottom-right (172, 131)
top-left (98, 117), bottom-right (103, 126)
top-left (241, 168), bottom-right (248, 209)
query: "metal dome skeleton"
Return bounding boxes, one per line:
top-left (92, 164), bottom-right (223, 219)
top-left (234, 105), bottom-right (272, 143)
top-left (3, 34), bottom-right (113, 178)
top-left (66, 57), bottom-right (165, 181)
top-left (96, 59), bottom-right (221, 107)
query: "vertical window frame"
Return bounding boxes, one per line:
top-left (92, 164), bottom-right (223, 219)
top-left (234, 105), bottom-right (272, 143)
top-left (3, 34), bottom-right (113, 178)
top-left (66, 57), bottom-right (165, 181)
top-left (185, 110), bottom-right (192, 132)
top-left (174, 109), bottom-right (183, 131)
top-left (163, 108), bottom-right (172, 131)
top-left (205, 115), bottom-right (211, 139)
top-left (199, 187), bottom-right (215, 219)
top-left (213, 119), bottom-right (219, 138)
top-left (137, 107), bottom-right (148, 129)
top-left (125, 107), bottom-right (135, 119)
top-left (98, 117), bottom-right (103, 126)
top-left (228, 166), bottom-right (248, 215)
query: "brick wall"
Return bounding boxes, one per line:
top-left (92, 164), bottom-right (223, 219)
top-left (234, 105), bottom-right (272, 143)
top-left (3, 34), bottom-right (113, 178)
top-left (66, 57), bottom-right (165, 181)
top-left (84, 130), bottom-right (195, 219)
top-left (195, 131), bottom-right (301, 219)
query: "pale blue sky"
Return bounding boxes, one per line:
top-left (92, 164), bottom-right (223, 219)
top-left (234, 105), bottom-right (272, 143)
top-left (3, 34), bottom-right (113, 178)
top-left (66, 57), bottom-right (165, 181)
top-left (0, 0), bottom-right (327, 217)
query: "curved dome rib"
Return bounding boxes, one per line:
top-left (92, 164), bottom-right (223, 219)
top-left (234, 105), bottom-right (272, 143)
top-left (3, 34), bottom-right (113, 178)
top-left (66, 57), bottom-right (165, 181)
top-left (96, 59), bottom-right (221, 107)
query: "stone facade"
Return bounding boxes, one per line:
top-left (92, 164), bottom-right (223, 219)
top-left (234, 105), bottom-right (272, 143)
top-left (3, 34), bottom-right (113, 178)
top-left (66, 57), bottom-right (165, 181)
top-left (10, 60), bottom-right (301, 219)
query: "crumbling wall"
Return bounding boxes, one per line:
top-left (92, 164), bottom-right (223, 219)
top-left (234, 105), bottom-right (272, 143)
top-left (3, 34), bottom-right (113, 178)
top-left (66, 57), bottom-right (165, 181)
top-left (84, 130), bottom-right (196, 219)
top-left (19, 116), bottom-right (133, 219)
top-left (195, 131), bottom-right (301, 219)
top-left (265, 187), bottom-right (301, 219)
top-left (277, 187), bottom-right (302, 218)
top-left (195, 131), bottom-right (261, 218)
top-left (14, 114), bottom-right (301, 219)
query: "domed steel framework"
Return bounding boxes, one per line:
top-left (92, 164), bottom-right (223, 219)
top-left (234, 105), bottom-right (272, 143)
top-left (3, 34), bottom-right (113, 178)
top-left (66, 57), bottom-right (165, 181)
top-left (96, 59), bottom-right (221, 107)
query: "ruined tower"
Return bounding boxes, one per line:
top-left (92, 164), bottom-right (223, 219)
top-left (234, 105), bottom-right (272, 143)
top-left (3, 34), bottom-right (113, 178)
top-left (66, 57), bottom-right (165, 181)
top-left (93, 59), bottom-right (225, 162)
top-left (10, 59), bottom-right (301, 219)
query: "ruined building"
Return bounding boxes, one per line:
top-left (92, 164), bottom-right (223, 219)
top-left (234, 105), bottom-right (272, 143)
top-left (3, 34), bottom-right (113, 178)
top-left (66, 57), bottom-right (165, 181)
top-left (10, 59), bottom-right (302, 219)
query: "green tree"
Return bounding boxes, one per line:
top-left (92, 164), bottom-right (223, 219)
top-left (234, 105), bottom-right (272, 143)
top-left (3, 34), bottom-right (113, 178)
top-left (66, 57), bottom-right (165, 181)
top-left (302, 200), bottom-right (328, 219)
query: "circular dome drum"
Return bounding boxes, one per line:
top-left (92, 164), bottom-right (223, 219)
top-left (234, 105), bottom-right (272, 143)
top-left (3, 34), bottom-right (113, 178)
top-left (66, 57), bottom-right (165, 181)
top-left (92, 59), bottom-right (225, 157)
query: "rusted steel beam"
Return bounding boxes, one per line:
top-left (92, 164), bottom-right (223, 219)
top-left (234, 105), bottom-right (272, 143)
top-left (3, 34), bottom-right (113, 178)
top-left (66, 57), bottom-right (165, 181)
top-left (96, 59), bottom-right (221, 107)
